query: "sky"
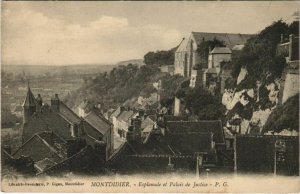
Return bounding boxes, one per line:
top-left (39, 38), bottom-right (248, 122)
top-left (2, 1), bottom-right (299, 66)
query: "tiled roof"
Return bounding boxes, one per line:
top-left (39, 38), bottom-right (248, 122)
top-left (165, 120), bottom-right (224, 144)
top-left (191, 32), bottom-right (253, 49)
top-left (13, 131), bottom-right (67, 162)
top-left (210, 47), bottom-right (232, 54)
top-left (84, 111), bottom-right (111, 135)
top-left (22, 87), bottom-right (36, 107)
top-left (58, 102), bottom-right (82, 124)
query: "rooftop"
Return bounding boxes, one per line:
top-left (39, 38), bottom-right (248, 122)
top-left (84, 111), bottom-right (111, 135)
top-left (210, 47), bottom-right (232, 54)
top-left (22, 87), bottom-right (36, 107)
top-left (191, 32), bottom-right (253, 49)
top-left (165, 120), bottom-right (224, 144)
top-left (58, 102), bottom-right (82, 124)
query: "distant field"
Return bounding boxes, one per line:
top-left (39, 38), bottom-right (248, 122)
top-left (2, 64), bottom-right (119, 77)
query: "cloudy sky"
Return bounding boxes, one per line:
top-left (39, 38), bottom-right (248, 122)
top-left (2, 1), bottom-right (298, 66)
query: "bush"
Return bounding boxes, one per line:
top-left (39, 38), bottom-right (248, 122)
top-left (262, 94), bottom-right (299, 133)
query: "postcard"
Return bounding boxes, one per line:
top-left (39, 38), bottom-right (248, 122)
top-left (1, 1), bottom-right (299, 193)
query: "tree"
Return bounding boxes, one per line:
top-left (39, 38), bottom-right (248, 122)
top-left (183, 87), bottom-right (224, 120)
top-left (143, 47), bottom-right (178, 66)
top-left (196, 38), bottom-right (225, 67)
top-left (263, 94), bottom-right (299, 133)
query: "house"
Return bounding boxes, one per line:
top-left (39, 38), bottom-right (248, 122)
top-left (107, 119), bottom-right (225, 173)
top-left (83, 111), bottom-right (114, 158)
top-left (21, 85), bottom-right (113, 159)
top-left (110, 107), bottom-right (137, 139)
top-left (174, 32), bottom-right (253, 78)
top-left (14, 131), bottom-right (67, 163)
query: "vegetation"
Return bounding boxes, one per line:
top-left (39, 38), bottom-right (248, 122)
top-left (143, 47), bottom-right (178, 66)
top-left (231, 20), bottom-right (299, 82)
top-left (263, 94), bottom-right (299, 133)
top-left (176, 86), bottom-right (225, 120)
top-left (65, 63), bottom-right (185, 110)
top-left (197, 38), bottom-right (225, 67)
top-left (1, 107), bottom-right (22, 128)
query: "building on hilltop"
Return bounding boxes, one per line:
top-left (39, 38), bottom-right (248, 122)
top-left (277, 34), bottom-right (299, 104)
top-left (174, 32), bottom-right (253, 78)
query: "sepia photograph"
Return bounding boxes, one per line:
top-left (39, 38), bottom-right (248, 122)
top-left (1, 1), bottom-right (299, 192)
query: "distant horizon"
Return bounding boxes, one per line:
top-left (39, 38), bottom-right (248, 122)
top-left (2, 1), bottom-right (298, 66)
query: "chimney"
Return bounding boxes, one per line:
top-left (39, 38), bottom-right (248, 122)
top-left (209, 46), bottom-right (212, 53)
top-left (36, 94), bottom-right (43, 113)
top-left (289, 34), bottom-right (294, 61)
top-left (51, 94), bottom-right (60, 112)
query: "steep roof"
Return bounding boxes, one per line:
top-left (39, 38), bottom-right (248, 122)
top-left (58, 102), bottom-right (82, 124)
top-left (22, 87), bottom-right (36, 107)
top-left (13, 131), bottom-right (67, 162)
top-left (210, 47), bottom-right (232, 54)
top-left (191, 32), bottom-right (253, 49)
top-left (165, 120), bottom-right (224, 144)
top-left (176, 38), bottom-right (188, 52)
top-left (84, 111), bottom-right (111, 135)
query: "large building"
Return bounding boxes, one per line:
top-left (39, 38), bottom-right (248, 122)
top-left (174, 32), bottom-right (253, 78)
top-left (21, 86), bottom-right (114, 159)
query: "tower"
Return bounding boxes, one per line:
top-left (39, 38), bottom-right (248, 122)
top-left (22, 83), bottom-right (36, 124)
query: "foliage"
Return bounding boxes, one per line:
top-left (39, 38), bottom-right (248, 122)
top-left (263, 94), bottom-right (299, 133)
top-left (65, 62), bottom-right (185, 110)
top-left (143, 47), bottom-right (178, 66)
top-left (196, 38), bottom-right (225, 67)
top-left (231, 20), bottom-right (298, 80)
top-left (183, 87), bottom-right (224, 120)
top-left (1, 107), bottom-right (21, 128)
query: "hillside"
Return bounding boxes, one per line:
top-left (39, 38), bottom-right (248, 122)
top-left (64, 63), bottom-right (186, 111)
top-left (65, 45), bottom-right (181, 110)
top-left (222, 20), bottom-right (299, 134)
top-left (263, 94), bottom-right (299, 133)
